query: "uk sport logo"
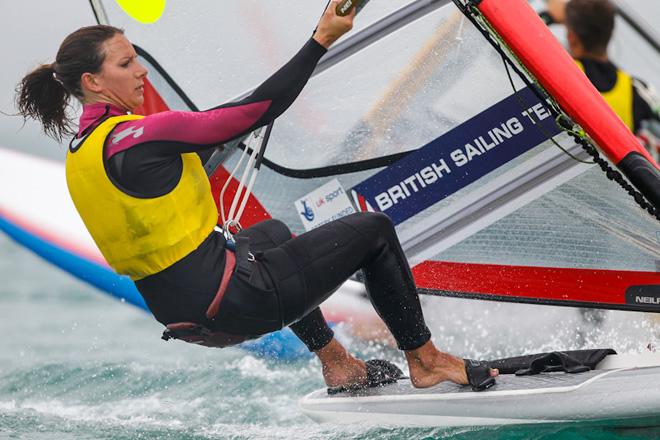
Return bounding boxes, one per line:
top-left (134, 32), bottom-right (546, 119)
top-left (299, 200), bottom-right (314, 222)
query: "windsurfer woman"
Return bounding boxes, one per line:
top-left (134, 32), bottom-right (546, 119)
top-left (16, 1), bottom-right (497, 392)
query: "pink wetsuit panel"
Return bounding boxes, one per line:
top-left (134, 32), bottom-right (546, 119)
top-left (102, 100), bottom-right (271, 159)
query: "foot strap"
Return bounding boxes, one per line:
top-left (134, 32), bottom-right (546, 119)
top-left (327, 359), bottom-right (404, 395)
top-left (464, 359), bottom-right (496, 391)
top-left (514, 352), bottom-right (593, 376)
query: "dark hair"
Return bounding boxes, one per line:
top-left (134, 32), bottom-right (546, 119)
top-left (16, 25), bottom-right (124, 141)
top-left (565, 0), bottom-right (616, 55)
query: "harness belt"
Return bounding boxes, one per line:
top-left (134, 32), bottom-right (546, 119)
top-left (206, 249), bottom-right (236, 319)
top-left (161, 236), bottom-right (255, 348)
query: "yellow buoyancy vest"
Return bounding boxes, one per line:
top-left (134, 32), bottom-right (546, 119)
top-left (575, 60), bottom-right (634, 131)
top-left (66, 114), bottom-right (218, 280)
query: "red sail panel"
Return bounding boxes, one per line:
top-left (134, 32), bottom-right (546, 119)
top-left (209, 167), bottom-right (271, 228)
top-left (413, 261), bottom-right (660, 310)
top-left (477, 0), bottom-right (659, 170)
top-left (133, 78), bottom-right (169, 116)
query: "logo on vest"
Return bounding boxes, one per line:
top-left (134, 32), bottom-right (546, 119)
top-left (112, 125), bottom-right (144, 144)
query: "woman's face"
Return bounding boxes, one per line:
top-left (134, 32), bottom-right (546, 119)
top-left (85, 33), bottom-right (148, 111)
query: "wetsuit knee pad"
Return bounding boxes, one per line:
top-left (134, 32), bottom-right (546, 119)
top-left (258, 219), bottom-right (293, 245)
top-left (240, 219), bottom-right (293, 249)
top-left (345, 212), bottom-right (394, 234)
top-left (338, 212), bottom-right (397, 251)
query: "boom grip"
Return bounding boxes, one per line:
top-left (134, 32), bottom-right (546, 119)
top-left (618, 152), bottom-right (660, 209)
top-left (336, 0), bottom-right (368, 16)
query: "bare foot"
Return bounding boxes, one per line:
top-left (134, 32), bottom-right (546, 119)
top-left (405, 341), bottom-right (498, 388)
top-left (315, 338), bottom-right (367, 388)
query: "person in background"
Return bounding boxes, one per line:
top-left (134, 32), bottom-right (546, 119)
top-left (543, 0), bottom-right (660, 160)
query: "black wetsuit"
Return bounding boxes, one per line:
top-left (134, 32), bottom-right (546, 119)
top-left (80, 38), bottom-right (431, 352)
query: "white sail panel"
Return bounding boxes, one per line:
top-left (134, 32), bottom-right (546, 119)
top-left (93, 0), bottom-right (417, 106)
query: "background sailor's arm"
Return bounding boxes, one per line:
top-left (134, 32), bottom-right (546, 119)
top-left (543, 0), bottom-right (568, 24)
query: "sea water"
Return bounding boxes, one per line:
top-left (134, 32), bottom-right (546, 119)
top-left (1, 233), bottom-right (659, 440)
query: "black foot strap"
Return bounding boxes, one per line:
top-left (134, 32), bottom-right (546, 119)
top-left (327, 359), bottom-right (404, 395)
top-left (464, 359), bottom-right (496, 391)
top-left (487, 348), bottom-right (616, 375)
top-left (515, 352), bottom-right (593, 376)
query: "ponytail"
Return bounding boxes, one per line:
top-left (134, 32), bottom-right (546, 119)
top-left (15, 25), bottom-right (124, 142)
top-left (16, 63), bottom-right (74, 141)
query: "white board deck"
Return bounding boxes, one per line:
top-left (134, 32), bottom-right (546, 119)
top-left (299, 353), bottom-right (660, 427)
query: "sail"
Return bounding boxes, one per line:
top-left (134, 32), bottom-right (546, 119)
top-left (87, 0), bottom-right (659, 312)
